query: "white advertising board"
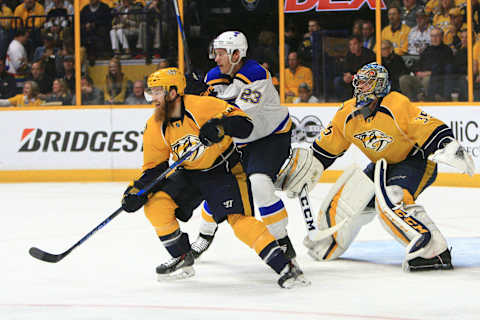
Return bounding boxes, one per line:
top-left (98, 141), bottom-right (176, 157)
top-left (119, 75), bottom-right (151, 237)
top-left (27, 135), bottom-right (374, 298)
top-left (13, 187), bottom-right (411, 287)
top-left (0, 108), bottom-right (151, 170)
top-left (0, 105), bottom-right (479, 175)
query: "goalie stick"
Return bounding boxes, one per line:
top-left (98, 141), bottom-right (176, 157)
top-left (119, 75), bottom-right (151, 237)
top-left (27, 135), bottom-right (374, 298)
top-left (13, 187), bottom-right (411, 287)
top-left (298, 184), bottom-right (347, 241)
top-left (29, 143), bottom-right (202, 263)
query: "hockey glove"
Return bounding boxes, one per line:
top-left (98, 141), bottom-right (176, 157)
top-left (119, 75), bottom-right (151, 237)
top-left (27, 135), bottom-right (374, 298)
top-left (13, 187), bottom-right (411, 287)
top-left (121, 185), bottom-right (149, 213)
top-left (428, 139), bottom-right (475, 176)
top-left (199, 118), bottom-right (225, 146)
top-left (185, 73), bottom-right (216, 96)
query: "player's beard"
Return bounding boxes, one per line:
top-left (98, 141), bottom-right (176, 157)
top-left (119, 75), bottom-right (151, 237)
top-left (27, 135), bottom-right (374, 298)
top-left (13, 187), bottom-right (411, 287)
top-left (154, 98), bottom-right (172, 123)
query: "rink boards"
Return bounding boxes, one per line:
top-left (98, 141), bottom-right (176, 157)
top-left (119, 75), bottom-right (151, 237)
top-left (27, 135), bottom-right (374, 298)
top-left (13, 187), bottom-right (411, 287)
top-left (1, 104), bottom-right (479, 187)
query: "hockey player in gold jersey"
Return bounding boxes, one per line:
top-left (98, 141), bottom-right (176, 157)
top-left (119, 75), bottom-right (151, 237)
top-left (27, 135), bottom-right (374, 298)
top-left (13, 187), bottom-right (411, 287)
top-left (278, 62), bottom-right (474, 271)
top-left (120, 67), bottom-right (309, 288)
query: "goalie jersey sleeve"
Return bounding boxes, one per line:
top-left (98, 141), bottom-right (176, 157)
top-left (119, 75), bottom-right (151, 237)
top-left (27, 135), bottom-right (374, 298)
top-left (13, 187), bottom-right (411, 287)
top-left (312, 91), bottom-right (454, 168)
top-left (205, 60), bottom-right (291, 144)
top-left (142, 95), bottom-right (251, 172)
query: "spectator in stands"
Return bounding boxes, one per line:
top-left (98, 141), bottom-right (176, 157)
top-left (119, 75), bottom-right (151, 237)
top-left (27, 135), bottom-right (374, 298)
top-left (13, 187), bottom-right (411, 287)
top-left (407, 8), bottom-right (434, 56)
top-left (362, 21), bottom-right (375, 50)
top-left (45, 78), bottom-right (72, 105)
top-left (74, 74), bottom-right (104, 105)
top-left (57, 55), bottom-right (75, 93)
top-left (0, 57), bottom-right (16, 99)
top-left (285, 51), bottom-right (313, 103)
top-left (124, 80), bottom-right (147, 104)
top-left (156, 58), bottom-right (169, 69)
top-left (284, 24), bottom-right (299, 65)
top-left (293, 82), bottom-right (319, 103)
top-left (80, 0), bottom-right (112, 66)
top-left (298, 18), bottom-right (321, 68)
top-left (26, 61), bottom-right (53, 100)
top-left (33, 33), bottom-right (58, 79)
top-left (444, 7), bottom-right (466, 51)
top-left (400, 27), bottom-right (453, 101)
top-left (401, 0), bottom-right (423, 28)
top-left (380, 40), bottom-right (409, 92)
top-left (104, 57), bottom-right (130, 104)
top-left (432, 0), bottom-right (455, 37)
top-left (44, 0), bottom-right (74, 44)
top-left (141, 0), bottom-right (170, 65)
top-left (14, 0), bottom-right (45, 29)
top-left (334, 35), bottom-right (375, 100)
top-left (5, 29), bottom-right (29, 93)
top-left (14, 0), bottom-right (45, 52)
top-left (352, 19), bottom-right (364, 37)
top-left (110, 0), bottom-right (142, 59)
top-left (0, 0), bottom-right (13, 57)
top-left (378, 6), bottom-right (411, 56)
top-left (251, 30), bottom-right (278, 76)
top-left (0, 80), bottom-right (44, 106)
top-left (447, 29), bottom-right (467, 101)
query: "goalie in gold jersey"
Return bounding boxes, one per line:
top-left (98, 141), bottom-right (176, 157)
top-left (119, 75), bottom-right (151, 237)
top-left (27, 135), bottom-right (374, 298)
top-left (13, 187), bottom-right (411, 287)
top-left (120, 68), bottom-right (309, 288)
top-left (278, 62), bottom-right (474, 271)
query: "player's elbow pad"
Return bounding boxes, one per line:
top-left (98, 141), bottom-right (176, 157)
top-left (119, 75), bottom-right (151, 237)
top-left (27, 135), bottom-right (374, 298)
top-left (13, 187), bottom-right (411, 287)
top-left (222, 116), bottom-right (253, 139)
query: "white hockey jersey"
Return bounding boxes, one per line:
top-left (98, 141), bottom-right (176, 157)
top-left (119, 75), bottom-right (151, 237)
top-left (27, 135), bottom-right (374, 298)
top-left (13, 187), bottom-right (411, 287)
top-left (204, 60), bottom-right (291, 144)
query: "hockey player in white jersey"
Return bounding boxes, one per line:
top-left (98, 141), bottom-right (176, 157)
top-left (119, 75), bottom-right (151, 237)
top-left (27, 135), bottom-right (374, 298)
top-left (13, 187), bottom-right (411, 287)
top-left (191, 31), bottom-right (299, 263)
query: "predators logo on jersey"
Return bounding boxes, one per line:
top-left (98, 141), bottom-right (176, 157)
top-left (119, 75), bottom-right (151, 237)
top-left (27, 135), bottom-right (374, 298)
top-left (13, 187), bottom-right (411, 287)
top-left (354, 129), bottom-right (393, 152)
top-left (171, 135), bottom-right (206, 161)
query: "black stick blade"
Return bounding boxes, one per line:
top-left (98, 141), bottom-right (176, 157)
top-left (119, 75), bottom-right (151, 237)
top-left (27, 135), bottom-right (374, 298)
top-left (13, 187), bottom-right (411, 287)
top-left (29, 247), bottom-right (64, 263)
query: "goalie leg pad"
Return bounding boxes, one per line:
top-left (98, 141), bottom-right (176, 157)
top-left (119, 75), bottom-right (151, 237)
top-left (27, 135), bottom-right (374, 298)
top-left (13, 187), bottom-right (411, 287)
top-left (305, 165), bottom-right (376, 261)
top-left (275, 147), bottom-right (324, 198)
top-left (374, 159), bottom-right (449, 270)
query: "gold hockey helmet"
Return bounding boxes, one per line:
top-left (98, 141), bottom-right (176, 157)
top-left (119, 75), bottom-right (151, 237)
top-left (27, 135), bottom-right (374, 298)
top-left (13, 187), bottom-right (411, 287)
top-left (147, 67), bottom-right (186, 95)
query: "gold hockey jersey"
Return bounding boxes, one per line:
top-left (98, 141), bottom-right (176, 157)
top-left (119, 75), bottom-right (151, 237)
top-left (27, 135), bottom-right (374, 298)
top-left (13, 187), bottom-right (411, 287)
top-left (313, 91), bottom-right (451, 165)
top-left (142, 94), bottom-right (250, 171)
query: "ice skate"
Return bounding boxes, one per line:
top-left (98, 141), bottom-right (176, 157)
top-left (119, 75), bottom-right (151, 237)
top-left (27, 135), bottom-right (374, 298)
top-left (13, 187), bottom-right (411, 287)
top-left (277, 261), bottom-right (311, 289)
top-left (156, 251), bottom-right (195, 281)
top-left (191, 232), bottom-right (216, 260)
top-left (403, 248), bottom-right (453, 272)
top-left (278, 236), bottom-right (297, 260)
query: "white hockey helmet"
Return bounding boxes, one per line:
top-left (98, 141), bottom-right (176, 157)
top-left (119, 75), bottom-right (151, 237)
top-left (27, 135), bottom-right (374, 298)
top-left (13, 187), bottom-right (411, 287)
top-left (212, 31), bottom-right (248, 59)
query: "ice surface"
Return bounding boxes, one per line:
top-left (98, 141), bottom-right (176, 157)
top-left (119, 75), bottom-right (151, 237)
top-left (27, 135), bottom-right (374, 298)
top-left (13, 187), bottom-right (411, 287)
top-left (1, 182), bottom-right (478, 320)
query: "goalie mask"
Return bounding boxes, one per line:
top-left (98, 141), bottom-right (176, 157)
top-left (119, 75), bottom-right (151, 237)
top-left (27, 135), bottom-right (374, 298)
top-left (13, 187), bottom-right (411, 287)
top-left (352, 63), bottom-right (391, 116)
top-left (211, 31), bottom-right (248, 75)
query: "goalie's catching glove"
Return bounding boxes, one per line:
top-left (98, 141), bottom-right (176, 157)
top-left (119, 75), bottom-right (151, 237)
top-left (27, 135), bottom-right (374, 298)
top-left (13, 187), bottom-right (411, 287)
top-left (428, 138), bottom-right (475, 176)
top-left (199, 118), bottom-right (225, 146)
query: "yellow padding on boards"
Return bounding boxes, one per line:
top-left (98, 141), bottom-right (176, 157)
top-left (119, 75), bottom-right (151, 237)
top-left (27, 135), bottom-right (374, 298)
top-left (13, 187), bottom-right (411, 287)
top-left (227, 214), bottom-right (276, 254)
top-left (144, 191), bottom-right (179, 237)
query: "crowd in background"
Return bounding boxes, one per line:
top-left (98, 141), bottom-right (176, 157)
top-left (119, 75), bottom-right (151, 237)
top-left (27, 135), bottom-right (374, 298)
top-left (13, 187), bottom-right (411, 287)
top-left (0, 0), bottom-right (479, 106)
top-left (282, 0), bottom-right (480, 103)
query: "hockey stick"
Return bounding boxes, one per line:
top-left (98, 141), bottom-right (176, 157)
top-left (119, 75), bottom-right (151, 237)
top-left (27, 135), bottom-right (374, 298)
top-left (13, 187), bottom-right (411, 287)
top-left (29, 143), bottom-right (202, 263)
top-left (298, 184), bottom-right (347, 241)
top-left (172, 0), bottom-right (195, 78)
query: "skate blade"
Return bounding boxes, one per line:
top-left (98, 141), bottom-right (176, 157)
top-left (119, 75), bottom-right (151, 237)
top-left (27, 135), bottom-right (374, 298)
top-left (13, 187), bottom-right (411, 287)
top-left (403, 262), bottom-right (453, 272)
top-left (280, 275), bottom-right (312, 289)
top-left (156, 266), bottom-right (195, 281)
